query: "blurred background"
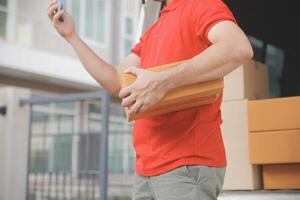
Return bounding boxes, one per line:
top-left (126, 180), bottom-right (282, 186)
top-left (0, 0), bottom-right (299, 200)
top-left (1, 0), bottom-right (140, 199)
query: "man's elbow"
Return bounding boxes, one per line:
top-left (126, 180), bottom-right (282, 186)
top-left (242, 44), bottom-right (254, 61)
top-left (232, 42), bottom-right (254, 63)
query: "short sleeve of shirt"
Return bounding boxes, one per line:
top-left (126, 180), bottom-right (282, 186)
top-left (193, 0), bottom-right (237, 45)
top-left (131, 23), bottom-right (155, 57)
top-left (131, 40), bottom-right (142, 57)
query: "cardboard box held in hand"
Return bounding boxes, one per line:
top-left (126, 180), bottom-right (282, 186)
top-left (120, 60), bottom-right (224, 121)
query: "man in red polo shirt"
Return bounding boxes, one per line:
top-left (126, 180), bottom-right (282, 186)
top-left (48, 0), bottom-right (253, 199)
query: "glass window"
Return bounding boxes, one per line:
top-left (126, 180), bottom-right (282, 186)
top-left (30, 101), bottom-right (77, 174)
top-left (32, 103), bottom-right (75, 135)
top-left (77, 133), bottom-right (101, 171)
top-left (29, 98), bottom-right (134, 177)
top-left (110, 106), bottom-right (125, 116)
top-left (59, 115), bottom-right (74, 134)
top-left (87, 101), bottom-right (102, 133)
top-left (54, 102), bottom-right (75, 110)
top-left (0, 0), bottom-right (6, 7)
top-left (0, 3), bottom-right (7, 38)
top-left (89, 101), bottom-right (102, 114)
top-left (122, 15), bottom-right (135, 58)
top-left (96, 0), bottom-right (106, 43)
top-left (66, 0), bottom-right (107, 45)
top-left (108, 133), bottom-right (124, 174)
top-left (45, 114), bottom-right (60, 134)
top-left (30, 138), bottom-right (48, 173)
top-left (32, 111), bottom-right (49, 135)
top-left (71, 0), bottom-right (80, 32)
top-left (125, 17), bottom-right (133, 35)
top-left (84, 0), bottom-right (106, 44)
top-left (84, 0), bottom-right (94, 39)
top-left (88, 119), bottom-right (101, 133)
top-left (124, 38), bottom-right (133, 57)
top-left (51, 136), bottom-right (72, 172)
top-left (108, 105), bottom-right (134, 175)
top-left (128, 160), bottom-right (134, 174)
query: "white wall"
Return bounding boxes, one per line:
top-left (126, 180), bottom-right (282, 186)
top-left (0, 87), bottom-right (31, 200)
top-left (0, 42), bottom-right (99, 87)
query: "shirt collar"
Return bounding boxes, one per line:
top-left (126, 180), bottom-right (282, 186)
top-left (160, 0), bottom-right (188, 14)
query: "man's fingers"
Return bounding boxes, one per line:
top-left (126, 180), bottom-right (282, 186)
top-left (129, 101), bottom-right (143, 115)
top-left (52, 10), bottom-right (64, 25)
top-left (48, 0), bottom-right (57, 9)
top-left (49, 0), bottom-right (57, 7)
top-left (121, 95), bottom-right (136, 107)
top-left (139, 99), bottom-right (151, 112)
top-left (119, 87), bottom-right (132, 98)
top-left (48, 4), bottom-right (58, 20)
top-left (139, 104), bottom-right (146, 113)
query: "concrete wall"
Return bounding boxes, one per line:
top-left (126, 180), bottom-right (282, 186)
top-left (0, 87), bottom-right (31, 200)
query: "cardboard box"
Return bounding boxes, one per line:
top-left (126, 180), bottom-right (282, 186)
top-left (249, 129), bottom-right (300, 164)
top-left (127, 95), bottom-right (218, 121)
top-left (263, 164), bottom-right (300, 189)
top-left (223, 60), bottom-right (269, 101)
top-left (221, 100), bottom-right (262, 190)
top-left (120, 61), bottom-right (223, 121)
top-left (248, 96), bottom-right (300, 132)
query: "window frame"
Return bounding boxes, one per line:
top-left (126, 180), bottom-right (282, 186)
top-left (66, 0), bottom-right (111, 48)
top-left (120, 6), bottom-right (137, 59)
top-left (0, 0), bottom-right (7, 39)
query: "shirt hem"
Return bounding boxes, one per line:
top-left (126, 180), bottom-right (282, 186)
top-left (135, 157), bottom-right (227, 177)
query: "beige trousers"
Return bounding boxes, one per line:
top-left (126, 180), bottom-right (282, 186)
top-left (133, 165), bottom-right (226, 200)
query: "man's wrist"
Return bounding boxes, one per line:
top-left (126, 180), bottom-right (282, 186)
top-left (157, 69), bottom-right (179, 92)
top-left (158, 61), bottom-right (191, 91)
top-left (65, 32), bottom-right (79, 45)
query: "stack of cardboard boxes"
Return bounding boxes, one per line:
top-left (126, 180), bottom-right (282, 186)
top-left (221, 60), bottom-right (269, 190)
top-left (222, 60), bottom-right (300, 190)
top-left (248, 97), bottom-right (300, 189)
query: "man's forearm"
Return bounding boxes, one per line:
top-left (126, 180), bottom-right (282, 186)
top-left (159, 41), bottom-right (253, 91)
top-left (67, 33), bottom-right (120, 94)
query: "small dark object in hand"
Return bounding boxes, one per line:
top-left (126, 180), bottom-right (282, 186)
top-left (55, 0), bottom-right (64, 22)
top-left (0, 106), bottom-right (7, 116)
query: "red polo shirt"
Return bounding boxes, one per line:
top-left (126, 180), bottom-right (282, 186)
top-left (131, 0), bottom-right (237, 176)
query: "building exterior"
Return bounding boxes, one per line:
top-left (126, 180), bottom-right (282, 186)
top-left (0, 0), bottom-right (147, 199)
top-left (0, 0), bottom-right (141, 92)
top-left (1, 1), bottom-right (300, 200)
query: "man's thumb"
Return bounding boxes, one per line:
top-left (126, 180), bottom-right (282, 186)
top-left (124, 66), bottom-right (138, 74)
